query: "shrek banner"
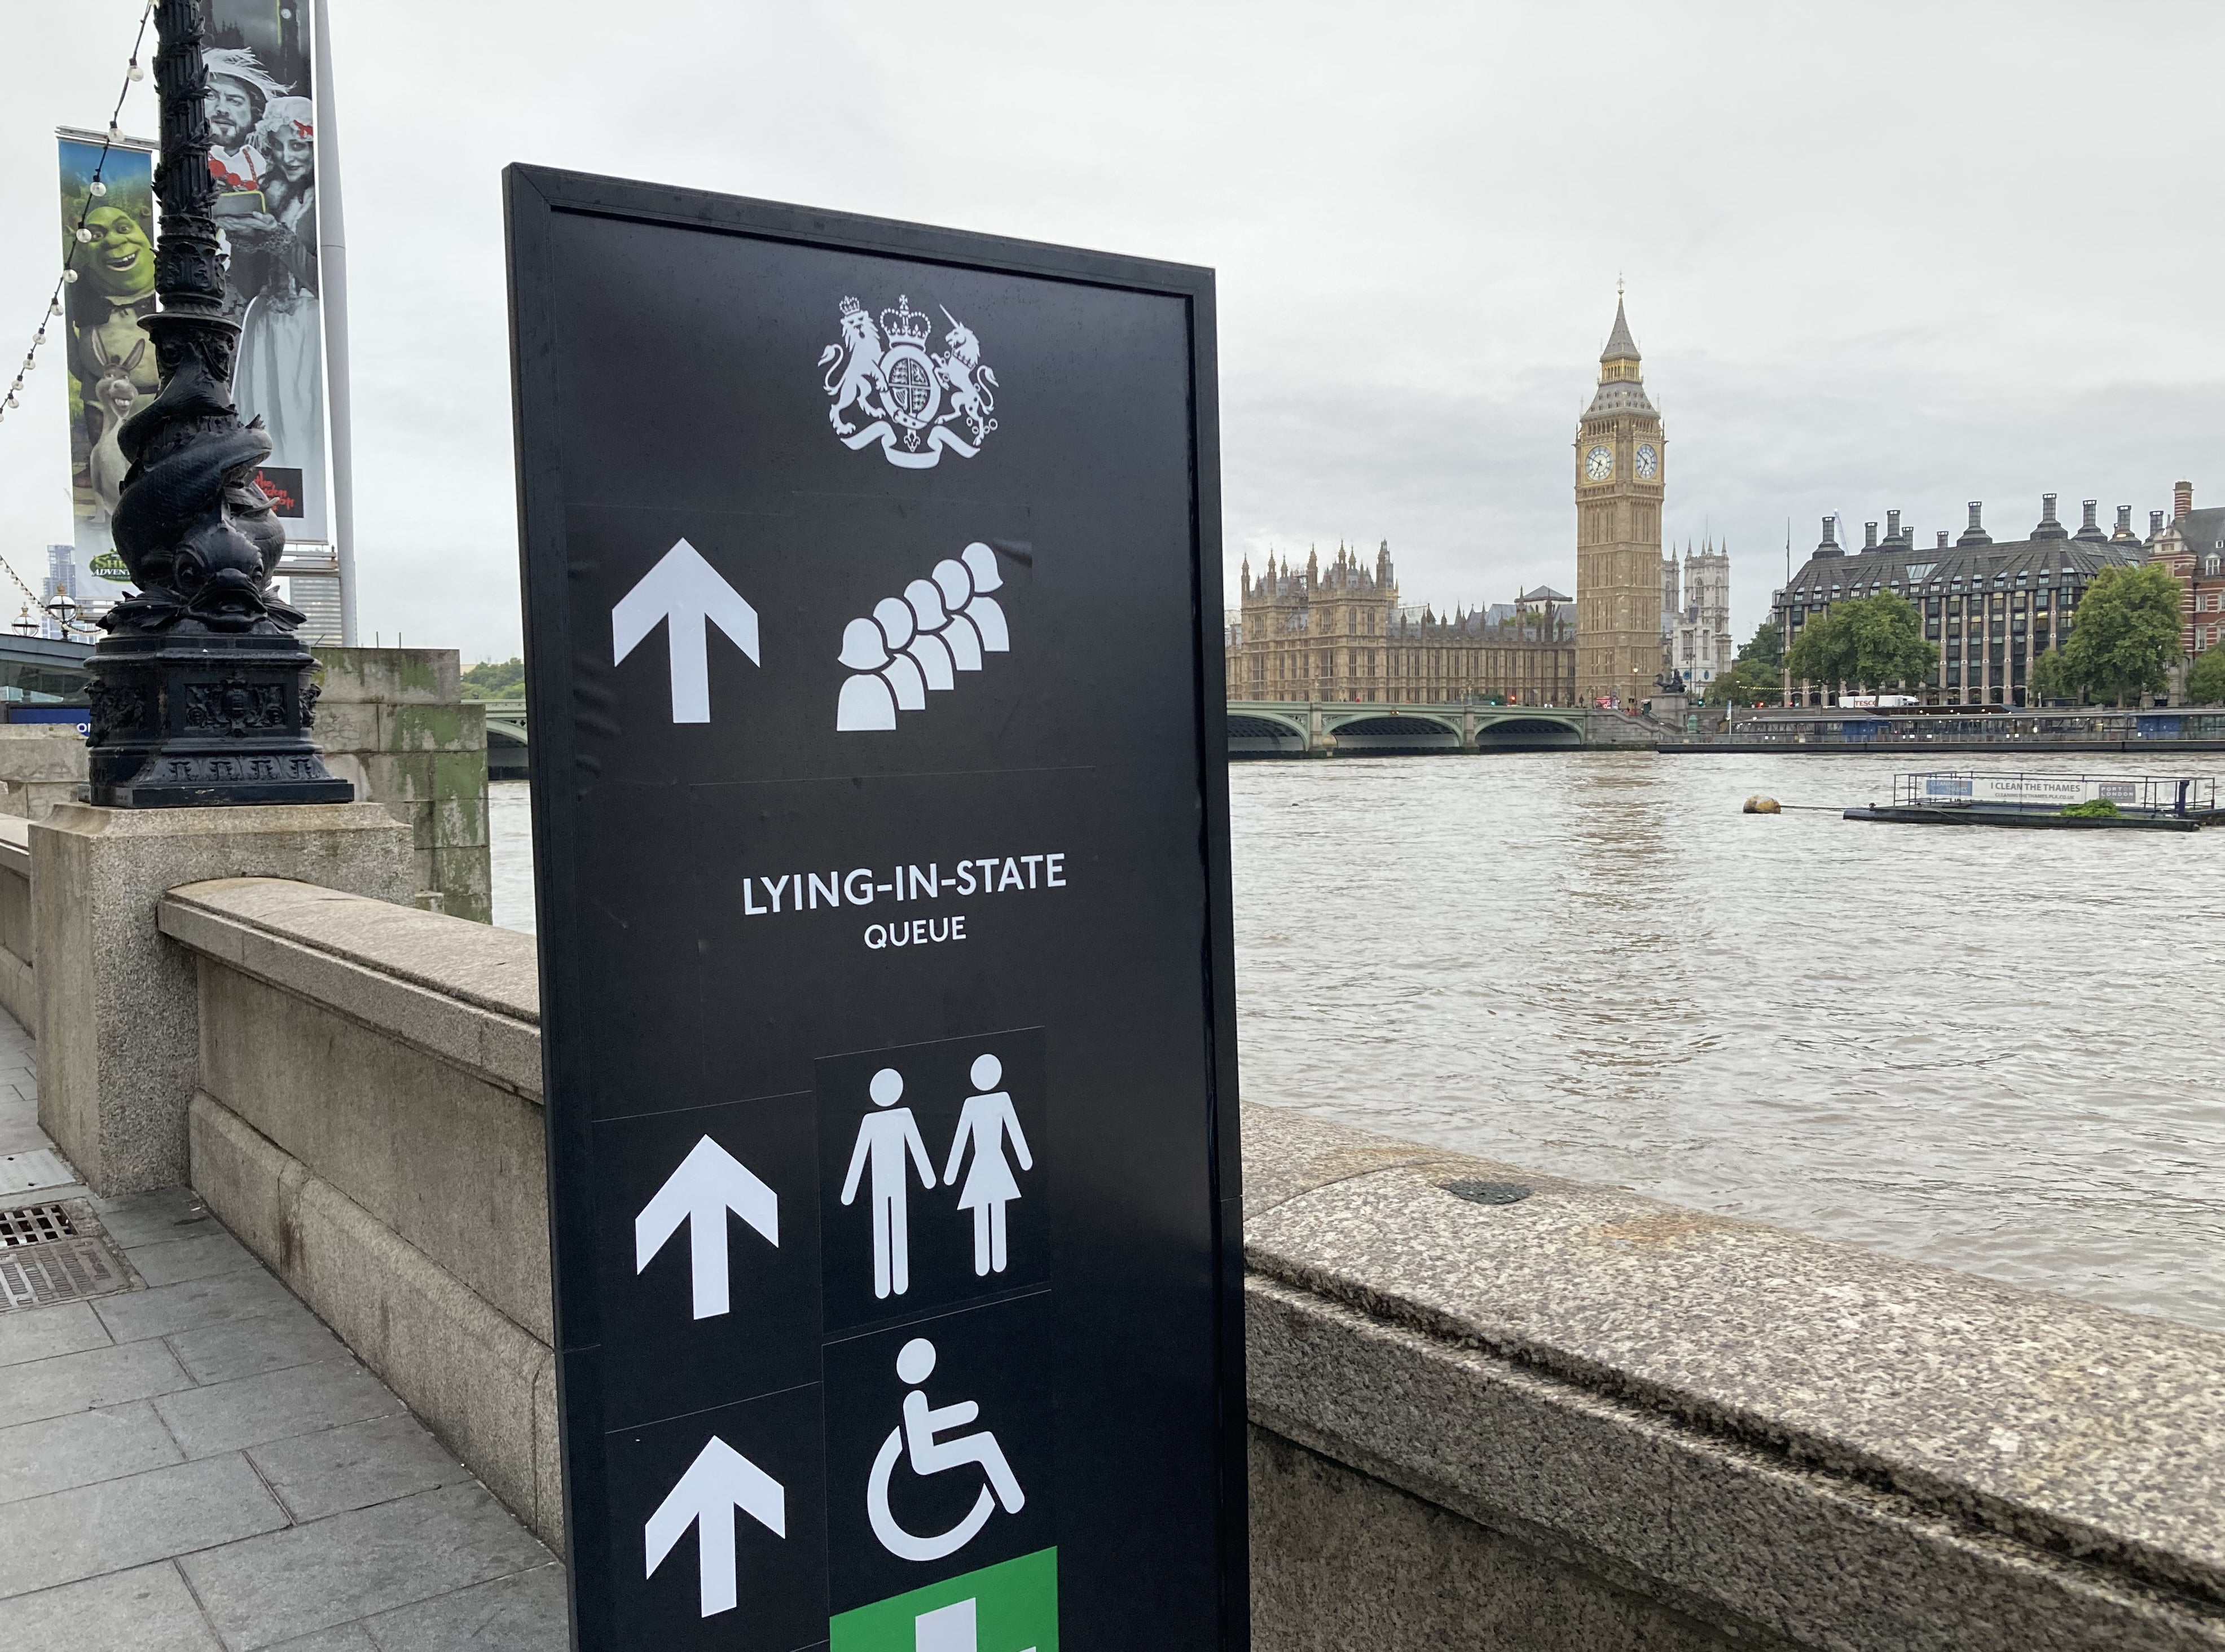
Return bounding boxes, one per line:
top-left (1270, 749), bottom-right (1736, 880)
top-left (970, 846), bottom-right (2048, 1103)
top-left (58, 132), bottom-right (156, 610)
top-left (201, 0), bottom-right (330, 545)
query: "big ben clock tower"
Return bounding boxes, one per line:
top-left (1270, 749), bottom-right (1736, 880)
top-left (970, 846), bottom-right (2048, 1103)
top-left (1575, 289), bottom-right (1666, 706)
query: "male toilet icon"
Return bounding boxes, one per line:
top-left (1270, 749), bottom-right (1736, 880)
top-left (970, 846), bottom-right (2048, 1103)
top-left (841, 1068), bottom-right (936, 1300)
top-left (867, 1337), bottom-right (1025, 1563)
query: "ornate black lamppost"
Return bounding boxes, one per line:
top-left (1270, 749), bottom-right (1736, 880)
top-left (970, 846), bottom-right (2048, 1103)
top-left (85, 0), bottom-right (350, 806)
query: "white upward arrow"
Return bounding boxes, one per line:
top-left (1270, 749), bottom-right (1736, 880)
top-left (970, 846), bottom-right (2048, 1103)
top-left (612, 538), bottom-right (760, 724)
top-left (635, 1136), bottom-right (778, 1319)
top-left (644, 1435), bottom-right (786, 1618)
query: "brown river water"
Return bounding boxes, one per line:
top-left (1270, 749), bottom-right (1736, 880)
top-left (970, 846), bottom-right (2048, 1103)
top-left (490, 750), bottom-right (2225, 1332)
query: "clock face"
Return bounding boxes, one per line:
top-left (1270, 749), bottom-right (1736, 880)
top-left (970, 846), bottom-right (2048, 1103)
top-left (1635, 443), bottom-right (1659, 480)
top-left (1584, 445), bottom-right (1613, 481)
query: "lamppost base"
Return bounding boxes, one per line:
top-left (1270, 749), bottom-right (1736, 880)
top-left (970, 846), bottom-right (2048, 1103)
top-left (86, 630), bottom-right (354, 809)
top-left (91, 765), bottom-right (356, 810)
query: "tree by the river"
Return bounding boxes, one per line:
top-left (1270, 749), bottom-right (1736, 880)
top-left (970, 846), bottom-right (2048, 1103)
top-left (1783, 593), bottom-right (1937, 692)
top-left (2030, 564), bottom-right (2183, 706)
top-left (461, 657), bottom-right (526, 700)
top-left (1703, 621), bottom-right (1787, 705)
top-left (2186, 644), bottom-right (2225, 706)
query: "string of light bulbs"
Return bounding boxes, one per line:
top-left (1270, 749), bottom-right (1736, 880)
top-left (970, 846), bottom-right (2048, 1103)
top-left (0, 1), bottom-right (156, 634)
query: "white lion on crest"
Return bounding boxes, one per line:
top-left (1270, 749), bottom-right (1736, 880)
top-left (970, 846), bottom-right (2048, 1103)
top-left (819, 298), bottom-right (889, 436)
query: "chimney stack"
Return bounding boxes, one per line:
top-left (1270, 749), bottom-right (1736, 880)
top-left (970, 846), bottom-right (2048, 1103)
top-left (2114, 504), bottom-right (2136, 542)
top-left (2152, 509), bottom-right (2167, 540)
top-left (2033, 493), bottom-right (2067, 539)
top-left (1863, 521), bottom-right (1878, 550)
top-left (1936, 530), bottom-right (1949, 550)
top-left (1885, 508), bottom-right (1902, 543)
top-left (2176, 480), bottom-right (2194, 519)
top-left (1958, 501), bottom-right (1993, 546)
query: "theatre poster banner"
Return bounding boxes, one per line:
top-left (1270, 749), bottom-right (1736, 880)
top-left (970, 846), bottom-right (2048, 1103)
top-left (57, 132), bottom-right (156, 610)
top-left (200, 0), bottom-right (331, 547)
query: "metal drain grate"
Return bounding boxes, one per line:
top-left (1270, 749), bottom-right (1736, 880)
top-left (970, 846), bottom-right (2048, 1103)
top-left (0, 1202), bottom-right (78, 1248)
top-left (0, 1236), bottom-right (127, 1310)
top-left (0, 1202), bottom-right (138, 1312)
top-left (1441, 1179), bottom-right (1533, 1207)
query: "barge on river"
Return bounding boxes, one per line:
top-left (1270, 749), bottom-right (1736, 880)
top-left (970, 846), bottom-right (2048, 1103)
top-left (1845, 772), bottom-right (2221, 831)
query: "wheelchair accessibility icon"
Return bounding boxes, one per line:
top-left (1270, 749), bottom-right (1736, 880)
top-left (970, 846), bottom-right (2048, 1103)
top-left (867, 1337), bottom-right (1026, 1562)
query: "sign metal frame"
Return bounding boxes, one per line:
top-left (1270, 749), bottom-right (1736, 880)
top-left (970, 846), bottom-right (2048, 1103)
top-left (505, 164), bottom-right (1247, 1651)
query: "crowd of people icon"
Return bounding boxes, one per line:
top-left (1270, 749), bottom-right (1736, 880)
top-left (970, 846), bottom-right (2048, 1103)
top-left (839, 1055), bottom-right (1034, 1299)
top-left (836, 542), bottom-right (1010, 732)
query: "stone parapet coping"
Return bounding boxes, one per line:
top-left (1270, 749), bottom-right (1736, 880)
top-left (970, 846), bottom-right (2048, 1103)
top-left (160, 877), bottom-right (540, 1100)
top-left (1243, 1101), bottom-right (2225, 1636)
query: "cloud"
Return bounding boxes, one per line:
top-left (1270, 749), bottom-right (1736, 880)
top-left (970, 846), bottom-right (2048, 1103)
top-left (1, 0), bottom-right (2217, 659)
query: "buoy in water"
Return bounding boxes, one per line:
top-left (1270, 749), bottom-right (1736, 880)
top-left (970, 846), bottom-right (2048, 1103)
top-left (1743, 795), bottom-right (1782, 814)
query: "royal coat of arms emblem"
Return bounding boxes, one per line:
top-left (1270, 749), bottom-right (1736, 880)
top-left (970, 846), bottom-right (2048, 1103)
top-left (819, 295), bottom-right (998, 469)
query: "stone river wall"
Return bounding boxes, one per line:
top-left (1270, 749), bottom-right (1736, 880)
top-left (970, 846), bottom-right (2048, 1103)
top-left (7, 867), bottom-right (2219, 1649)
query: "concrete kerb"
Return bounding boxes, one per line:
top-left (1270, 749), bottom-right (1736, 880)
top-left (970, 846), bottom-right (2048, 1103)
top-left (187, 1087), bottom-right (563, 1547)
top-left (30, 803), bottom-right (417, 1195)
top-left (164, 881), bottom-right (553, 1356)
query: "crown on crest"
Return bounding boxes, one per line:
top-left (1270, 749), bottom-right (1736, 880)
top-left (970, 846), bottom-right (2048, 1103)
top-left (879, 296), bottom-right (932, 347)
top-left (838, 296), bottom-right (864, 319)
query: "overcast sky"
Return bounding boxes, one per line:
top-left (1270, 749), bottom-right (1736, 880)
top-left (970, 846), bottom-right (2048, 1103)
top-left (3, 0), bottom-right (2220, 660)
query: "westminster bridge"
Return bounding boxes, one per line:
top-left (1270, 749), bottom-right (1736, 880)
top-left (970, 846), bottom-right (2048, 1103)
top-left (1222, 699), bottom-right (1654, 755)
top-left (473, 698), bottom-right (1652, 770)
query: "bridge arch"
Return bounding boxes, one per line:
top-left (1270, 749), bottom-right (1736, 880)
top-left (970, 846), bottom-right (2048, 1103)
top-left (1225, 710), bottom-right (1307, 757)
top-left (1323, 713), bottom-right (1462, 754)
top-left (481, 701), bottom-right (530, 780)
top-left (1472, 715), bottom-right (1582, 750)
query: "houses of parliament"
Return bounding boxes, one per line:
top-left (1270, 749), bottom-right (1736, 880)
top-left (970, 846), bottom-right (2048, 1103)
top-left (1224, 295), bottom-right (1732, 706)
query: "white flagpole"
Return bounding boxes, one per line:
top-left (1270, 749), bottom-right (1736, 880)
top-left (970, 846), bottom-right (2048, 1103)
top-left (312, 0), bottom-right (358, 645)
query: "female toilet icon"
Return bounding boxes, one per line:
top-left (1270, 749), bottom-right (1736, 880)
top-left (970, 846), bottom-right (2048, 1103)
top-left (944, 1054), bottom-right (1032, 1278)
top-left (867, 1337), bottom-right (1026, 1563)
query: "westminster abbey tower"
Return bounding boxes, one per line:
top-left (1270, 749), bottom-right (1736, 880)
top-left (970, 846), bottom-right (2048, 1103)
top-left (1574, 293), bottom-right (1667, 704)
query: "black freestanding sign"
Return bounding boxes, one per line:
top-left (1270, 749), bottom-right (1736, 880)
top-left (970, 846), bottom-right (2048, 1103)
top-left (505, 167), bottom-right (1246, 1652)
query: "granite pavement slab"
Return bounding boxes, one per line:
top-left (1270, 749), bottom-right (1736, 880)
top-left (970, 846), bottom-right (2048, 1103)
top-left (0, 1000), bottom-right (566, 1649)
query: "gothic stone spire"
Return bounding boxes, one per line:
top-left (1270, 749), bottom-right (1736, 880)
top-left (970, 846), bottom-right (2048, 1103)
top-left (1600, 293), bottom-right (1640, 365)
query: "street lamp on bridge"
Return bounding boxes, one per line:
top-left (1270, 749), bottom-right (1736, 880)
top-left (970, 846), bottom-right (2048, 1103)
top-left (82, 0), bottom-right (350, 807)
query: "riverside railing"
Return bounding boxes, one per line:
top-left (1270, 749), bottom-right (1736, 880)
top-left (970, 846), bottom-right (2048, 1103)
top-left (1890, 770), bottom-right (2218, 814)
top-left (1731, 708), bottom-right (2225, 745)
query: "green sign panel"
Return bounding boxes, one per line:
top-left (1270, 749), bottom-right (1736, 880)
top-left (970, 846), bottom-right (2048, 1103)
top-left (830, 1548), bottom-right (1057, 1652)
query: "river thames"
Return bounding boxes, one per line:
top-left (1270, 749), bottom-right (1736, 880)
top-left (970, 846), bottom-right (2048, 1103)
top-left (489, 751), bottom-right (2225, 1332)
